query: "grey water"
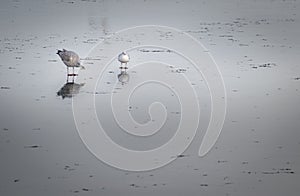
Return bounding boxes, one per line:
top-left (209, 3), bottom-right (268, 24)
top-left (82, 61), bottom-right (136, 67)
top-left (1, 0), bottom-right (300, 196)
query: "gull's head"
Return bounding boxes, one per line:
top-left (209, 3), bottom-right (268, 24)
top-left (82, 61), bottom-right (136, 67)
top-left (56, 49), bottom-right (63, 55)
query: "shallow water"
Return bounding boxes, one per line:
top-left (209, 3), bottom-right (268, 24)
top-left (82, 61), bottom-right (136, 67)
top-left (1, 0), bottom-right (300, 195)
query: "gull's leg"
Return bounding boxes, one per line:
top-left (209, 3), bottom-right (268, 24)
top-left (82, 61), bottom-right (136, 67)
top-left (66, 67), bottom-right (69, 82)
top-left (73, 67), bottom-right (75, 75)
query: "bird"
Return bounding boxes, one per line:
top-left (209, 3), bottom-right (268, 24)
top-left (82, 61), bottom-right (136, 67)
top-left (118, 52), bottom-right (130, 70)
top-left (56, 49), bottom-right (82, 76)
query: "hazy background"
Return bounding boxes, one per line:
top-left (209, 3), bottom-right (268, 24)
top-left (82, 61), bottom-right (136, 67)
top-left (0, 0), bottom-right (299, 195)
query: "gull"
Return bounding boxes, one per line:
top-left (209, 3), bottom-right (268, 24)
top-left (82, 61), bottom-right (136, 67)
top-left (118, 51), bottom-right (130, 64)
top-left (117, 52), bottom-right (130, 85)
top-left (118, 52), bottom-right (130, 70)
top-left (56, 49), bottom-right (83, 76)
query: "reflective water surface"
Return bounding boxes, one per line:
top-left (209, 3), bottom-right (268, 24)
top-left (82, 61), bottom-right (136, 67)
top-left (0, 0), bottom-right (300, 195)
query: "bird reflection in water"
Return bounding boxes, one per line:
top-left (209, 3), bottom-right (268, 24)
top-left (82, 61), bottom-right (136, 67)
top-left (57, 79), bottom-right (84, 99)
top-left (118, 71), bottom-right (130, 85)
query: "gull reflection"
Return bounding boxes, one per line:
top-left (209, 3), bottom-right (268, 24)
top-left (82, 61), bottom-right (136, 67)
top-left (57, 82), bottom-right (84, 99)
top-left (118, 71), bottom-right (130, 85)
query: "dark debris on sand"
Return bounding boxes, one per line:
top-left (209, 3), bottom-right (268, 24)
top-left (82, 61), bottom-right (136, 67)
top-left (262, 168), bottom-right (295, 175)
top-left (24, 145), bottom-right (41, 149)
top-left (13, 179), bottom-right (20, 183)
top-left (1, 86), bottom-right (10, 90)
top-left (293, 77), bottom-right (300, 80)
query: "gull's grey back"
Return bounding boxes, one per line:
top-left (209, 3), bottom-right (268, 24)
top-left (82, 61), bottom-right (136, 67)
top-left (58, 49), bottom-right (80, 67)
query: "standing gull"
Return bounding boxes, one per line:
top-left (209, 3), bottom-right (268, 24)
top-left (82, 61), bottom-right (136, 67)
top-left (118, 52), bottom-right (130, 69)
top-left (117, 52), bottom-right (130, 84)
top-left (56, 49), bottom-right (82, 76)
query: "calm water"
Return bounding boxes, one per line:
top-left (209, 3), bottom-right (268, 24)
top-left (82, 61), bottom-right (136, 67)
top-left (0, 0), bottom-right (300, 195)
